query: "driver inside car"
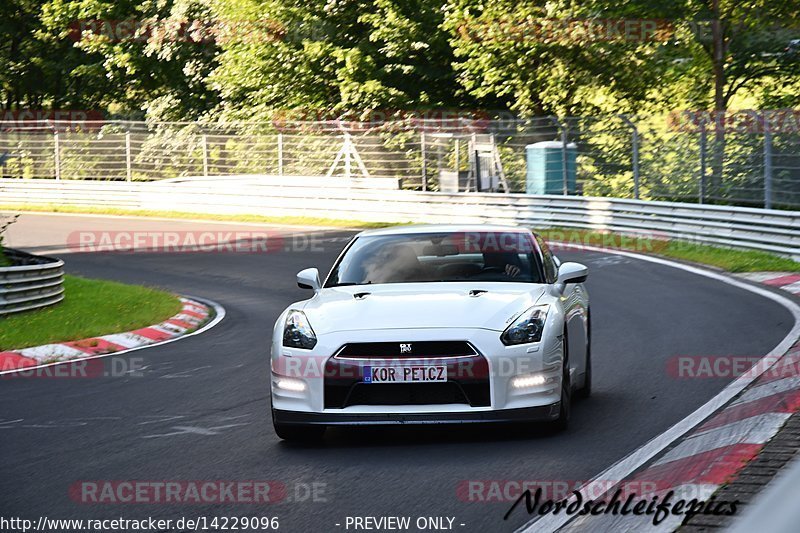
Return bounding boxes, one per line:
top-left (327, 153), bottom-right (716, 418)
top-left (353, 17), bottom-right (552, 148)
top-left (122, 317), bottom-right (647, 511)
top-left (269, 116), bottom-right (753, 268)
top-left (482, 250), bottom-right (524, 278)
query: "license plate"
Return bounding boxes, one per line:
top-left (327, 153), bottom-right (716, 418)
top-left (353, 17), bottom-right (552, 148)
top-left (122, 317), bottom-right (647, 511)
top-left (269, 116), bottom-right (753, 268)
top-left (363, 365), bottom-right (447, 383)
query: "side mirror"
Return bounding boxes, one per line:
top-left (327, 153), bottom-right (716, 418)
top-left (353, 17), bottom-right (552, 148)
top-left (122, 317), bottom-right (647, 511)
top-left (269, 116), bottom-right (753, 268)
top-left (297, 268), bottom-right (321, 292)
top-left (557, 262), bottom-right (588, 284)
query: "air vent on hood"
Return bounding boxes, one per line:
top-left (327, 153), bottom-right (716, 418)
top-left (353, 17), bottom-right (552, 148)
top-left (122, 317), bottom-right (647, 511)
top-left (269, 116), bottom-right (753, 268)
top-left (354, 292), bottom-right (370, 300)
top-left (469, 289), bottom-right (488, 297)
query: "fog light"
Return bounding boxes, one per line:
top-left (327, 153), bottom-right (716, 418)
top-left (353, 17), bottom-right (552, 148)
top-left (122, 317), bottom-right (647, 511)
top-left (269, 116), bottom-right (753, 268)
top-left (275, 377), bottom-right (306, 392)
top-left (511, 373), bottom-right (547, 389)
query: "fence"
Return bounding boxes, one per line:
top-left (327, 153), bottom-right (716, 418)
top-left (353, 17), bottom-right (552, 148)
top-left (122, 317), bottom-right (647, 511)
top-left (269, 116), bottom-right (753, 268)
top-left (1, 113), bottom-right (799, 209)
top-left (1, 178), bottom-right (797, 258)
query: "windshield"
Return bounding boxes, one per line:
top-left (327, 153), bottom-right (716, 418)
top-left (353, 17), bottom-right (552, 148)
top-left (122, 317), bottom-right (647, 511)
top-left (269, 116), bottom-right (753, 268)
top-left (325, 231), bottom-right (544, 286)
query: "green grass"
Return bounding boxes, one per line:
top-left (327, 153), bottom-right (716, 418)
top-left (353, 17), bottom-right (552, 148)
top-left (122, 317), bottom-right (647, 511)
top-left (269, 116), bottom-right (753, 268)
top-left (0, 275), bottom-right (184, 350)
top-left (538, 228), bottom-right (800, 273)
top-left (658, 241), bottom-right (800, 273)
top-left (0, 203), bottom-right (397, 229)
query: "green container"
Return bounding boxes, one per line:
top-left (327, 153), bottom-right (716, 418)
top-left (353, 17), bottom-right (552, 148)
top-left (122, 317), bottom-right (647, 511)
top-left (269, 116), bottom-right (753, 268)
top-left (525, 141), bottom-right (577, 195)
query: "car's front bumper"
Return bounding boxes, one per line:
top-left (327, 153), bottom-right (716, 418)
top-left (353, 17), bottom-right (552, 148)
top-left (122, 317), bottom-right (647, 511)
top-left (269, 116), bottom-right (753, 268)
top-left (272, 404), bottom-right (560, 426)
top-left (271, 326), bottom-right (565, 418)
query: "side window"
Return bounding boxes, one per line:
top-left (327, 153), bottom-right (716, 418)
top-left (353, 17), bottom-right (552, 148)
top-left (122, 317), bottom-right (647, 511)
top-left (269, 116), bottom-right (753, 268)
top-left (536, 236), bottom-right (558, 283)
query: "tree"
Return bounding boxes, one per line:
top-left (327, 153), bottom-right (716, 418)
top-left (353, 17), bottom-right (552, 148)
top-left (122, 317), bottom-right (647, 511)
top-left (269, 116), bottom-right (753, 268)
top-left (0, 0), bottom-right (114, 111)
top-left (209, 0), bottom-right (484, 122)
top-left (443, 0), bottom-right (682, 116)
top-left (672, 0), bottom-right (800, 200)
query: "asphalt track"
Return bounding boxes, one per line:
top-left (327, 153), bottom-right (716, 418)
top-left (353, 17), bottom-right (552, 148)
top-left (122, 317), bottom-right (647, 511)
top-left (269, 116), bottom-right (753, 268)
top-left (0, 213), bottom-right (795, 533)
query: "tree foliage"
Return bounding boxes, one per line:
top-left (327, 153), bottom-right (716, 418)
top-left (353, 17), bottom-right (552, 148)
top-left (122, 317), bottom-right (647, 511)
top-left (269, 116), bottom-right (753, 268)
top-left (1, 0), bottom-right (799, 120)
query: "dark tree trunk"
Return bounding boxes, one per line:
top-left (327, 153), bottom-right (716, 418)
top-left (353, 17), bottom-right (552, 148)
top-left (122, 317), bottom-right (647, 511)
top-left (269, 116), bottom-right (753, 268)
top-left (710, 0), bottom-right (726, 203)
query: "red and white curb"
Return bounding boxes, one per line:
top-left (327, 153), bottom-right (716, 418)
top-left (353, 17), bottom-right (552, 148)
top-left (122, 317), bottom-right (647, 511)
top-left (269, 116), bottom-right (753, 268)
top-left (0, 296), bottom-right (224, 375)
top-left (555, 340), bottom-right (800, 533)
top-left (735, 272), bottom-right (800, 297)
top-left (515, 252), bottom-right (800, 533)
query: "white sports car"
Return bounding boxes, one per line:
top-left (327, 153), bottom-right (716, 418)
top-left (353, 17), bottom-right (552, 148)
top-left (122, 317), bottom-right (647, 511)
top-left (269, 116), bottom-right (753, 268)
top-left (270, 225), bottom-right (590, 440)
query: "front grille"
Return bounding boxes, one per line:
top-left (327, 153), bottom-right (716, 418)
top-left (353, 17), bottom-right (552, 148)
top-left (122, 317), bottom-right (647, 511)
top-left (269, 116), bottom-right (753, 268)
top-left (336, 341), bottom-right (476, 358)
top-left (324, 343), bottom-right (491, 409)
top-left (344, 382), bottom-right (469, 407)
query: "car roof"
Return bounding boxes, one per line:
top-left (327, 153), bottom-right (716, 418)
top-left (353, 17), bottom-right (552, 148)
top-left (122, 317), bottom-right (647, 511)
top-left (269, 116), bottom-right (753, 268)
top-left (356, 224), bottom-right (534, 237)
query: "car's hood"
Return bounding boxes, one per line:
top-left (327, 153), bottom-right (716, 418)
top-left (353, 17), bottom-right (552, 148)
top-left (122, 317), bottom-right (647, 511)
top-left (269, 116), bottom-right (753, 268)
top-left (302, 282), bottom-right (547, 334)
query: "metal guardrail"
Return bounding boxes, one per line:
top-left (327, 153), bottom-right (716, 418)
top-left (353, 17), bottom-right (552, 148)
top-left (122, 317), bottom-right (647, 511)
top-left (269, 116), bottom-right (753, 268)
top-left (0, 177), bottom-right (798, 259)
top-left (0, 248), bottom-right (65, 314)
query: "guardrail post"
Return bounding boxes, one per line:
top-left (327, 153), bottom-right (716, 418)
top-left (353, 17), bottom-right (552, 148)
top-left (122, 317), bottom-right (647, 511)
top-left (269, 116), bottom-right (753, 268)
top-left (454, 138), bottom-right (460, 172)
top-left (201, 134), bottom-right (209, 178)
top-left (125, 132), bottom-right (132, 182)
top-left (53, 130), bottom-right (61, 180)
top-left (421, 130), bottom-right (427, 191)
top-left (763, 124), bottom-right (773, 210)
top-left (699, 127), bottom-right (707, 204)
top-left (277, 133), bottom-right (283, 176)
top-left (344, 132), bottom-right (351, 180)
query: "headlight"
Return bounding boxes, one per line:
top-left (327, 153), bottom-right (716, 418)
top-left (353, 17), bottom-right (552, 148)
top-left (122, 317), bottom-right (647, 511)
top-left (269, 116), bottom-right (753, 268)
top-left (501, 304), bottom-right (549, 346)
top-left (283, 310), bottom-right (317, 349)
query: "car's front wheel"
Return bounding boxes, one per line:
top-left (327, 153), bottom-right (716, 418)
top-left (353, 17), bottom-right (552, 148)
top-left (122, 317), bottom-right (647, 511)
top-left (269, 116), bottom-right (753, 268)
top-left (577, 309), bottom-right (592, 399)
top-left (549, 331), bottom-right (571, 430)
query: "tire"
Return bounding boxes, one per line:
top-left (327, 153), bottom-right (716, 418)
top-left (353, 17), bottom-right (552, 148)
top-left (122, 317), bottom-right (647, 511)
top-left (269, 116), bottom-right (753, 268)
top-left (577, 310), bottom-right (592, 399)
top-left (550, 331), bottom-right (571, 431)
top-left (272, 410), bottom-right (326, 442)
